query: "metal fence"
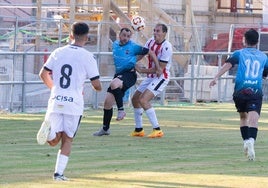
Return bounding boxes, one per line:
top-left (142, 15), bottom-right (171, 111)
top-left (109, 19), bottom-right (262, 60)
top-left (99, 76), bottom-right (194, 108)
top-left (1, 50), bottom-right (260, 113)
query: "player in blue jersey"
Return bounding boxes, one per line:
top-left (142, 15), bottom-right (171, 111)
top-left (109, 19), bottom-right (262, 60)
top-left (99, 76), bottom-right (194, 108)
top-left (93, 27), bottom-right (160, 136)
top-left (209, 28), bottom-right (268, 161)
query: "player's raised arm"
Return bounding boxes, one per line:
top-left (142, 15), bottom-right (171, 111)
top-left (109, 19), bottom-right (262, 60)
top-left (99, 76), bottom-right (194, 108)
top-left (209, 62), bottom-right (232, 88)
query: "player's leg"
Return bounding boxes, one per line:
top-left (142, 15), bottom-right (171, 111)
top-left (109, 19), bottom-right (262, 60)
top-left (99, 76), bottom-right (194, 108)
top-left (233, 94), bottom-right (251, 158)
top-left (113, 71), bottom-right (137, 121)
top-left (37, 112), bottom-right (58, 145)
top-left (108, 77), bottom-right (125, 121)
top-left (53, 114), bottom-right (81, 181)
top-left (245, 110), bottom-right (259, 161)
top-left (238, 112), bottom-right (249, 154)
top-left (139, 89), bottom-right (163, 138)
top-left (245, 97), bottom-right (262, 161)
top-left (130, 90), bottom-right (145, 137)
top-left (54, 132), bottom-right (72, 181)
top-left (93, 92), bottom-right (114, 136)
top-left (131, 78), bottom-right (153, 137)
top-left (142, 77), bottom-right (168, 138)
top-left (46, 113), bottom-right (64, 146)
top-left (110, 78), bottom-right (124, 107)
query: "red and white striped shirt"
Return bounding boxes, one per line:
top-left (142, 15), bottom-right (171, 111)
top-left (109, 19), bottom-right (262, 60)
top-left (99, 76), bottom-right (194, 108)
top-left (145, 37), bottom-right (173, 79)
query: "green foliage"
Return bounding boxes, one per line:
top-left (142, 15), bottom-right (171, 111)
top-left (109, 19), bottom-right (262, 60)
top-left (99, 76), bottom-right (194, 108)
top-left (1, 103), bottom-right (268, 187)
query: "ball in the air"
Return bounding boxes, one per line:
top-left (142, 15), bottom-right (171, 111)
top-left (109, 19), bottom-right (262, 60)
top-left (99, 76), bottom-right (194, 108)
top-left (131, 15), bottom-right (145, 31)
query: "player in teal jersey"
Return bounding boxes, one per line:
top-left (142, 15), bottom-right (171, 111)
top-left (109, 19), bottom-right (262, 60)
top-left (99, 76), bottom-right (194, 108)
top-left (210, 28), bottom-right (268, 161)
top-left (93, 28), bottom-right (160, 136)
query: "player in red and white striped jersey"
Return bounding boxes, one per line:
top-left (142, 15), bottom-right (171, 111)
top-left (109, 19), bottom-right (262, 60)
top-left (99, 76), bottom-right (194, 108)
top-left (131, 23), bottom-right (173, 138)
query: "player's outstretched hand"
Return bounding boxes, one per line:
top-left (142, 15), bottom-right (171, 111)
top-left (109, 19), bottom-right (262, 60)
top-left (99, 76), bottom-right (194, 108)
top-left (209, 79), bottom-right (217, 88)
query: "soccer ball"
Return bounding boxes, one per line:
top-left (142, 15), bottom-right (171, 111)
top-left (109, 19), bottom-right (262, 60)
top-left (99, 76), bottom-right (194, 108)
top-left (131, 15), bottom-right (145, 31)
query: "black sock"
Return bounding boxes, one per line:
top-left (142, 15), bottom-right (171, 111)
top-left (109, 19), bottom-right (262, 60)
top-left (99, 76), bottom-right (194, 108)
top-left (111, 88), bottom-right (124, 111)
top-left (103, 108), bottom-right (113, 131)
top-left (154, 127), bottom-right (161, 130)
top-left (240, 126), bottom-right (249, 140)
top-left (135, 128), bottom-right (143, 132)
top-left (248, 127), bottom-right (258, 140)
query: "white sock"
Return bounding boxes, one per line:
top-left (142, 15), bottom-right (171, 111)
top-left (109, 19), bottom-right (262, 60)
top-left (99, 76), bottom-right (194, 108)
top-left (134, 108), bottom-right (143, 128)
top-left (55, 150), bottom-right (69, 175)
top-left (145, 108), bottom-right (159, 129)
top-left (243, 139), bottom-right (249, 144)
top-left (249, 137), bottom-right (255, 144)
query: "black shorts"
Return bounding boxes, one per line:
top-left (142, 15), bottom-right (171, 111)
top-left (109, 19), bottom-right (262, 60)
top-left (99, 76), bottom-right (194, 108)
top-left (233, 91), bottom-right (263, 115)
top-left (107, 70), bottom-right (137, 94)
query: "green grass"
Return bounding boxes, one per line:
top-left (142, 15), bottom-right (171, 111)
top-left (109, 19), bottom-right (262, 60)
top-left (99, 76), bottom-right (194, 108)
top-left (1, 103), bottom-right (268, 188)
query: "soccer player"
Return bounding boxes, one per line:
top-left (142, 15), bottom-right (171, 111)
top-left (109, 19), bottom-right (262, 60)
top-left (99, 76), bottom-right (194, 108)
top-left (93, 27), bottom-right (160, 136)
top-left (36, 22), bottom-right (102, 180)
top-left (130, 23), bottom-right (173, 138)
top-left (209, 28), bottom-right (268, 160)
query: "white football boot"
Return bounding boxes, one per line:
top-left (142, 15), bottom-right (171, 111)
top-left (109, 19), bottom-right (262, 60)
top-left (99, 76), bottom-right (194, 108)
top-left (36, 121), bottom-right (51, 145)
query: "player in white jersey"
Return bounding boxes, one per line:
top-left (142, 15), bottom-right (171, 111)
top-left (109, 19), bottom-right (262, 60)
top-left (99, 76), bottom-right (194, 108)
top-left (36, 22), bottom-right (102, 180)
top-left (131, 23), bottom-right (173, 138)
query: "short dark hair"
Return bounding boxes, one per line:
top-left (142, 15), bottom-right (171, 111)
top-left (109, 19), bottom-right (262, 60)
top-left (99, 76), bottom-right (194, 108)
top-left (120, 27), bottom-right (131, 34)
top-left (156, 23), bottom-right (168, 33)
top-left (71, 22), bottom-right (89, 36)
top-left (244, 28), bottom-right (259, 46)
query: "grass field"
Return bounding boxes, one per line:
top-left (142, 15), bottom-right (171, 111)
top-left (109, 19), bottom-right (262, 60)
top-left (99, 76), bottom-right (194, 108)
top-left (1, 103), bottom-right (268, 188)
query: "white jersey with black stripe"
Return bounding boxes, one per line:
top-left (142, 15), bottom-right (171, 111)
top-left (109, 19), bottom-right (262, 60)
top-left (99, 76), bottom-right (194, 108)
top-left (44, 44), bottom-right (100, 115)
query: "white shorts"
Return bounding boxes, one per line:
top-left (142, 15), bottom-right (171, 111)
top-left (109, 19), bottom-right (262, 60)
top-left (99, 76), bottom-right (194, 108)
top-left (137, 76), bottom-right (169, 96)
top-left (45, 112), bottom-right (82, 138)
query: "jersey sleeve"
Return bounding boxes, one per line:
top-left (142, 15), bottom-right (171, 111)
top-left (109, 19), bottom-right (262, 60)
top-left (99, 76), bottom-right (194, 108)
top-left (134, 45), bottom-right (149, 55)
top-left (44, 50), bottom-right (57, 70)
top-left (159, 42), bottom-right (173, 63)
top-left (86, 54), bottom-right (100, 80)
top-left (225, 50), bottom-right (239, 66)
top-left (131, 41), bottom-right (149, 55)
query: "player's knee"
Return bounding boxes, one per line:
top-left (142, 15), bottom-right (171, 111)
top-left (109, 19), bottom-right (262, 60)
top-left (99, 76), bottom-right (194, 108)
top-left (139, 97), bottom-right (147, 106)
top-left (48, 132), bottom-right (62, 146)
top-left (131, 95), bottom-right (138, 105)
top-left (110, 82), bottom-right (117, 90)
top-left (47, 140), bottom-right (58, 147)
top-left (110, 78), bottom-right (122, 90)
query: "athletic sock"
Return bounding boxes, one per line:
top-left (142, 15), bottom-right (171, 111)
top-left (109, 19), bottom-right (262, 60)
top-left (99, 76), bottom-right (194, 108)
top-left (145, 108), bottom-right (159, 129)
top-left (248, 127), bottom-right (258, 140)
top-left (134, 108), bottom-right (143, 128)
top-left (240, 126), bottom-right (249, 140)
top-left (55, 150), bottom-right (69, 175)
top-left (103, 108), bottom-right (113, 131)
top-left (135, 128), bottom-right (143, 132)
